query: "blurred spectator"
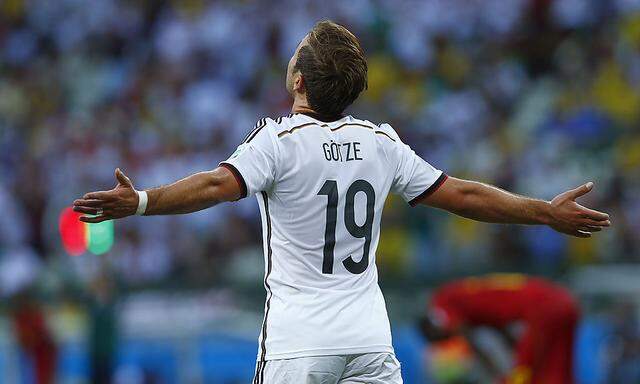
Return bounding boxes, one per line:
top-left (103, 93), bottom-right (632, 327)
top-left (88, 272), bottom-right (118, 384)
top-left (11, 291), bottom-right (57, 384)
top-left (607, 302), bottom-right (640, 383)
top-left (0, 0), bottom-right (638, 284)
top-left (0, 0), bottom-right (639, 381)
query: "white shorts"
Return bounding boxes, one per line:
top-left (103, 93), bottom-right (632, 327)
top-left (252, 352), bottom-right (403, 384)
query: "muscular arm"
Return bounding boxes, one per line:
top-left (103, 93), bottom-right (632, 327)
top-left (145, 167), bottom-right (242, 215)
top-left (73, 167), bottom-right (243, 223)
top-left (418, 177), bottom-right (610, 238)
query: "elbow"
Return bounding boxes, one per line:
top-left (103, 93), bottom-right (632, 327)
top-left (206, 168), bottom-right (244, 203)
top-left (456, 180), bottom-right (482, 197)
top-left (205, 172), bottom-right (227, 204)
top-left (447, 181), bottom-right (483, 217)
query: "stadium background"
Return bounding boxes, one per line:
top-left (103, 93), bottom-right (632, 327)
top-left (1, 0), bottom-right (639, 382)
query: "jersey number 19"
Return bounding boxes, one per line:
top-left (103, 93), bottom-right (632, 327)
top-left (317, 180), bottom-right (375, 275)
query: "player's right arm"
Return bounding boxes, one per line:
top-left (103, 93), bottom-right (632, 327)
top-left (72, 166), bottom-right (243, 223)
top-left (73, 119), bottom-right (279, 224)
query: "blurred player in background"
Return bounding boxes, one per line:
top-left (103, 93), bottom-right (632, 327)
top-left (11, 291), bottom-right (57, 384)
top-left (421, 274), bottom-right (579, 384)
top-left (73, 20), bottom-right (609, 383)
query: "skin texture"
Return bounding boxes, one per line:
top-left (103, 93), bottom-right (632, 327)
top-left (73, 168), bottom-right (241, 222)
top-left (287, 36), bottom-right (316, 116)
top-left (420, 177), bottom-right (610, 238)
top-left (73, 33), bottom-right (611, 237)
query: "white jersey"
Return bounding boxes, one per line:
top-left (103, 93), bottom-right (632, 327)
top-left (220, 113), bottom-right (446, 361)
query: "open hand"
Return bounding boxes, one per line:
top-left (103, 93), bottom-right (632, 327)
top-left (73, 168), bottom-right (139, 223)
top-left (548, 182), bottom-right (611, 238)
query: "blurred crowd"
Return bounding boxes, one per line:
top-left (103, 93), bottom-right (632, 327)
top-left (1, 0), bottom-right (640, 382)
top-left (1, 0), bottom-right (639, 288)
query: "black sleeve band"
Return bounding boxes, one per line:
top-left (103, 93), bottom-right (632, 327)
top-left (409, 173), bottom-right (449, 207)
top-left (219, 162), bottom-right (248, 199)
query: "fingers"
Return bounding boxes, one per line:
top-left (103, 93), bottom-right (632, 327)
top-left (74, 168), bottom-right (133, 224)
top-left (73, 206), bottom-right (101, 215)
top-left (578, 226), bottom-right (602, 233)
top-left (79, 215), bottom-right (111, 224)
top-left (83, 191), bottom-right (117, 200)
top-left (73, 198), bottom-right (112, 215)
top-left (580, 217), bottom-right (611, 227)
top-left (73, 198), bottom-right (103, 207)
top-left (570, 229), bottom-right (592, 238)
top-left (577, 205), bottom-right (610, 222)
top-left (115, 168), bottom-right (133, 188)
top-left (567, 182), bottom-right (594, 200)
top-left (73, 199), bottom-right (121, 211)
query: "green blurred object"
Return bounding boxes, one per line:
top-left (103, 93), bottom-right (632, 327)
top-left (86, 220), bottom-right (114, 255)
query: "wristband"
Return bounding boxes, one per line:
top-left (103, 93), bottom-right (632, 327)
top-left (135, 190), bottom-right (148, 215)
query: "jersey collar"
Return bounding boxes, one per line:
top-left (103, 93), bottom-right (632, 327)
top-left (297, 111), bottom-right (345, 123)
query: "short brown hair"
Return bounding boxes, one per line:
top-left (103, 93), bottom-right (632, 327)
top-left (294, 20), bottom-right (368, 117)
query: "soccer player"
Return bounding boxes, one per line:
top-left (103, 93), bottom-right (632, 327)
top-left (72, 21), bottom-right (610, 383)
top-left (420, 274), bottom-right (580, 384)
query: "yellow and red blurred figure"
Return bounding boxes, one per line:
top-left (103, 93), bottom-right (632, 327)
top-left (421, 274), bottom-right (579, 384)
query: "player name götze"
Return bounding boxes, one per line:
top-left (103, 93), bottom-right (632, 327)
top-left (323, 140), bottom-right (363, 162)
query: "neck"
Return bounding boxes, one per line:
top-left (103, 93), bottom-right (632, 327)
top-left (291, 94), bottom-right (315, 115)
top-left (290, 94), bottom-right (344, 122)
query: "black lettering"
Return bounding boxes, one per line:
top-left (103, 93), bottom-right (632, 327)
top-left (330, 142), bottom-right (340, 161)
top-left (353, 142), bottom-right (362, 160)
top-left (345, 142), bottom-right (354, 161)
top-left (322, 141), bottom-right (363, 162)
top-left (322, 143), bottom-right (332, 161)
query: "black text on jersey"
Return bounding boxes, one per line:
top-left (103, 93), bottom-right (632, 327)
top-left (322, 141), bottom-right (363, 162)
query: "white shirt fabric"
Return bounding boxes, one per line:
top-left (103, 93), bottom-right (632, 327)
top-left (221, 113), bottom-right (446, 361)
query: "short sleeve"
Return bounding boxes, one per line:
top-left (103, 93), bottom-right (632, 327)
top-left (381, 123), bottom-right (447, 206)
top-left (219, 119), bottom-right (279, 198)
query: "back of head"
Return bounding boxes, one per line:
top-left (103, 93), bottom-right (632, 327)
top-left (295, 20), bottom-right (368, 117)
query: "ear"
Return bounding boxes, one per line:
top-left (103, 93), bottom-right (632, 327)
top-left (293, 72), bottom-right (305, 93)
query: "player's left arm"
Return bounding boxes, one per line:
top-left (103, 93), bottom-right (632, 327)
top-left (417, 177), bottom-right (611, 238)
top-left (73, 167), bottom-right (243, 223)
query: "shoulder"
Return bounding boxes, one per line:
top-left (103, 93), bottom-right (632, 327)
top-left (348, 116), bottom-right (400, 143)
top-left (329, 116), bottom-right (398, 143)
top-left (250, 113), bottom-right (309, 139)
top-left (373, 121), bottom-right (401, 142)
top-left (242, 114), bottom-right (297, 144)
top-left (266, 113), bottom-right (324, 139)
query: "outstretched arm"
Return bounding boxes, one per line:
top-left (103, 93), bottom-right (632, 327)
top-left (73, 167), bottom-right (243, 223)
top-left (418, 177), bottom-right (610, 238)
